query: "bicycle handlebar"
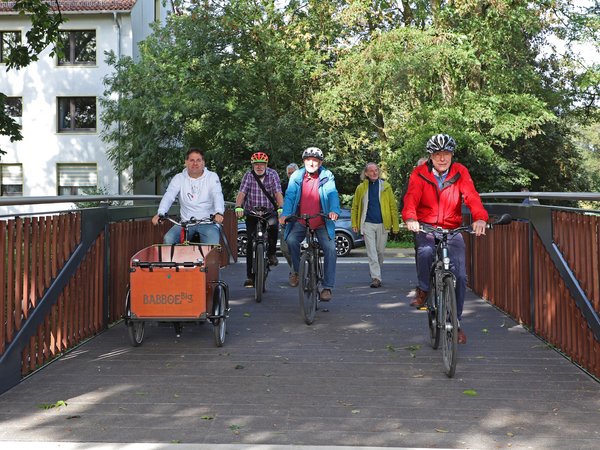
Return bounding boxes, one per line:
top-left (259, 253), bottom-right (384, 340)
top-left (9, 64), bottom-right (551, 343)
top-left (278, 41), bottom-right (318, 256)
top-left (243, 207), bottom-right (277, 220)
top-left (159, 214), bottom-right (215, 228)
top-left (284, 213), bottom-right (330, 225)
top-left (403, 213), bottom-right (513, 235)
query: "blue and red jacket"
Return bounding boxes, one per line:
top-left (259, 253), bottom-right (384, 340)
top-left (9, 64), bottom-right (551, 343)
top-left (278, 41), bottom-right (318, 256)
top-left (282, 166), bottom-right (341, 240)
top-left (402, 161), bottom-right (488, 229)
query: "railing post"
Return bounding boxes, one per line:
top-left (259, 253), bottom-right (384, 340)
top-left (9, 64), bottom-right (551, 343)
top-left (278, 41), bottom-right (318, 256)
top-left (528, 216), bottom-right (536, 330)
top-left (102, 202), bottom-right (111, 329)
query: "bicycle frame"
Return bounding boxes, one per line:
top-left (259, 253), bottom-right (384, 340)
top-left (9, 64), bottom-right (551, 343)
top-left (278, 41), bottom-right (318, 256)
top-left (245, 207), bottom-right (277, 303)
top-left (302, 225), bottom-right (324, 283)
top-left (426, 227), bottom-right (462, 301)
top-left (250, 213), bottom-right (271, 250)
top-left (286, 213), bottom-right (327, 324)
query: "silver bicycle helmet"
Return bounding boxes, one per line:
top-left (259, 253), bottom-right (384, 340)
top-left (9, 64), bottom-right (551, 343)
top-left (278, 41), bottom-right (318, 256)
top-left (302, 146), bottom-right (324, 161)
top-left (426, 134), bottom-right (457, 153)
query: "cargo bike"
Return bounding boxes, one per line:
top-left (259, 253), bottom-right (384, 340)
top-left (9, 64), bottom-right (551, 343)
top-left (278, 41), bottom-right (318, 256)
top-left (124, 216), bottom-right (231, 347)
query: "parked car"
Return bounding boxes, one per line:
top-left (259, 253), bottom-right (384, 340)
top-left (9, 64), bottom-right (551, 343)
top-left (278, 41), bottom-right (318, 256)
top-left (237, 208), bottom-right (364, 257)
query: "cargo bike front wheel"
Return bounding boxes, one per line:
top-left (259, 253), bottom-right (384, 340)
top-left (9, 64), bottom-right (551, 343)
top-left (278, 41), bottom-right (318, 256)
top-left (211, 283), bottom-right (229, 347)
top-left (125, 289), bottom-right (145, 346)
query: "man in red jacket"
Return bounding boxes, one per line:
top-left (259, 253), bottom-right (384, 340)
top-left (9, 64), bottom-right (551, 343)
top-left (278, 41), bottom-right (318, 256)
top-left (402, 134), bottom-right (488, 344)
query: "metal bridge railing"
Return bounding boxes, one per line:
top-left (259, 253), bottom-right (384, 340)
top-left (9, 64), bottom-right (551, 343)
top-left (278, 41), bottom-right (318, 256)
top-left (467, 192), bottom-right (600, 379)
top-left (0, 192), bottom-right (599, 392)
top-left (0, 196), bottom-right (237, 395)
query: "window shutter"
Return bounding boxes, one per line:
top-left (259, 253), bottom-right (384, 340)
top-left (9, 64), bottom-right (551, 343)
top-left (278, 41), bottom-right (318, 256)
top-left (1, 165), bottom-right (23, 184)
top-left (58, 164), bottom-right (97, 187)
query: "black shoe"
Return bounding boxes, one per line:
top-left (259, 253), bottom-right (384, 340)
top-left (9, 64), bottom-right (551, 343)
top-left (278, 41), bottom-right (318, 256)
top-left (244, 278), bottom-right (254, 288)
top-left (268, 255), bottom-right (279, 266)
top-left (370, 278), bottom-right (381, 288)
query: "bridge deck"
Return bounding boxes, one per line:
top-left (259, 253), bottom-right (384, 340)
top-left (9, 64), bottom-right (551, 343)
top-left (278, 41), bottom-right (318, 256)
top-left (0, 252), bottom-right (599, 449)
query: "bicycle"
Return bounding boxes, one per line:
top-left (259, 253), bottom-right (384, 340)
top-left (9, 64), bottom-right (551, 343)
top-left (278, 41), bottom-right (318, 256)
top-left (244, 207), bottom-right (278, 303)
top-left (154, 214), bottom-right (222, 338)
top-left (418, 213), bottom-right (512, 377)
top-left (286, 213), bottom-right (328, 325)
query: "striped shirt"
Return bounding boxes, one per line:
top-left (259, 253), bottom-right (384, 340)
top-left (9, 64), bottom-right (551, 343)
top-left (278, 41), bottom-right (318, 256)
top-left (239, 167), bottom-right (282, 211)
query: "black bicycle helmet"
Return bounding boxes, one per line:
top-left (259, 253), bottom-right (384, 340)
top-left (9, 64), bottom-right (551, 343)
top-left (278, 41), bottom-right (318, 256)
top-left (302, 146), bottom-right (324, 161)
top-left (426, 134), bottom-right (457, 153)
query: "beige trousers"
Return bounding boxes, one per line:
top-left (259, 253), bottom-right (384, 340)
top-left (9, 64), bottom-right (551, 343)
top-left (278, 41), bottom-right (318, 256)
top-left (363, 222), bottom-right (388, 281)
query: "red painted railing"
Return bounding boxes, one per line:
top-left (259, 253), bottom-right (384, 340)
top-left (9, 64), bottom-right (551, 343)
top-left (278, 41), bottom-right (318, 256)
top-left (1, 199), bottom-right (598, 388)
top-left (0, 209), bottom-right (237, 387)
top-left (466, 210), bottom-right (600, 378)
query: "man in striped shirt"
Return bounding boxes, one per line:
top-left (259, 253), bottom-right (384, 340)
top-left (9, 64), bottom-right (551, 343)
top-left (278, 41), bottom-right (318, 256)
top-left (235, 152), bottom-right (284, 288)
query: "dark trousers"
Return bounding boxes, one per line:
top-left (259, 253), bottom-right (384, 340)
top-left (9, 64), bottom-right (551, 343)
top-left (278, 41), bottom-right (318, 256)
top-left (246, 215), bottom-right (278, 279)
top-left (415, 231), bottom-right (467, 321)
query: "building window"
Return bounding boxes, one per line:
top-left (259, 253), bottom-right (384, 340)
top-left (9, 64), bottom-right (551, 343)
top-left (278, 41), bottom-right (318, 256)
top-left (0, 31), bottom-right (21, 63)
top-left (1, 164), bottom-right (23, 196)
top-left (57, 97), bottom-right (96, 132)
top-left (57, 164), bottom-right (98, 196)
top-left (57, 30), bottom-right (96, 65)
top-left (4, 96), bottom-right (22, 125)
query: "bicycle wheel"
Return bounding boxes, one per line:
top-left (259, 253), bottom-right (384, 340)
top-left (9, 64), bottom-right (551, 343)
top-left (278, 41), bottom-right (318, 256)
top-left (127, 321), bottom-right (145, 347)
top-left (212, 284), bottom-right (227, 347)
top-left (317, 253), bottom-right (324, 281)
top-left (262, 244), bottom-right (270, 292)
top-left (254, 242), bottom-right (265, 303)
top-left (441, 275), bottom-right (458, 377)
top-left (298, 252), bottom-right (317, 325)
top-left (125, 289), bottom-right (144, 346)
top-left (427, 280), bottom-right (440, 350)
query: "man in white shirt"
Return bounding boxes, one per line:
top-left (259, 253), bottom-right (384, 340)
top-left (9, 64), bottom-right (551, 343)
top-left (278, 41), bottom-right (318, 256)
top-left (152, 148), bottom-right (225, 244)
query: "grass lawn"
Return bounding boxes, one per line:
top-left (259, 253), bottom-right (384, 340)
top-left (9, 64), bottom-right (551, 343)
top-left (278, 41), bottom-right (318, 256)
top-left (386, 240), bottom-right (414, 248)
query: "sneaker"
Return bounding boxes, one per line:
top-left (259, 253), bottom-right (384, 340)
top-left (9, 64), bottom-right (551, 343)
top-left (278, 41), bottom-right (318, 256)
top-left (268, 254), bottom-right (279, 266)
top-left (410, 287), bottom-right (428, 307)
top-left (458, 329), bottom-right (467, 345)
top-left (289, 272), bottom-right (299, 287)
top-left (243, 278), bottom-right (254, 288)
top-left (320, 288), bottom-right (332, 301)
top-left (370, 278), bottom-right (381, 288)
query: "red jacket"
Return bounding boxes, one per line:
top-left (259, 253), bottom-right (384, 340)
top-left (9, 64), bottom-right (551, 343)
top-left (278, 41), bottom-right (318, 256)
top-left (402, 161), bottom-right (488, 229)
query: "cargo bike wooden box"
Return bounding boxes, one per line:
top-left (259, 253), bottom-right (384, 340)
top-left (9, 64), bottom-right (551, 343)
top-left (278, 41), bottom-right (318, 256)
top-left (124, 243), bottom-right (230, 347)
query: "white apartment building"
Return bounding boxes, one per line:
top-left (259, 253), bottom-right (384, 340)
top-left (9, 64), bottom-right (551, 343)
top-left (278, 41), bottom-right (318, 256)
top-left (0, 0), bottom-right (170, 214)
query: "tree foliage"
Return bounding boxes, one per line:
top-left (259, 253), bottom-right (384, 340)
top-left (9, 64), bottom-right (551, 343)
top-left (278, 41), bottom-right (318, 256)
top-left (100, 0), bottom-right (599, 201)
top-left (0, 0), bottom-right (66, 156)
top-left (102, 1), bottom-right (331, 195)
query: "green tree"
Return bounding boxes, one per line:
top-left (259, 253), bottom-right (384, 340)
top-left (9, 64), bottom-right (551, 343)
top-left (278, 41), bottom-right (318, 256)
top-left (316, 0), bottom-right (599, 195)
top-left (101, 0), bottom-right (599, 200)
top-left (102, 0), bottom-right (333, 198)
top-left (0, 0), bottom-right (66, 156)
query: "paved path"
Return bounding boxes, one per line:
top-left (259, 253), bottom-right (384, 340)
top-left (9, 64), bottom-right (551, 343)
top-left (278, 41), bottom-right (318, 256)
top-left (0, 254), bottom-right (599, 450)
